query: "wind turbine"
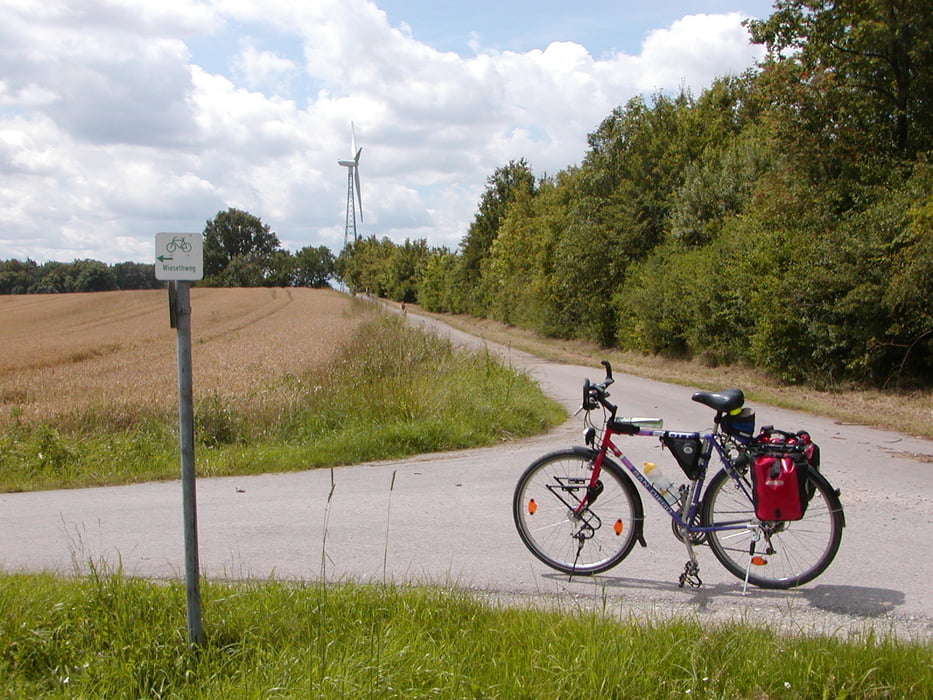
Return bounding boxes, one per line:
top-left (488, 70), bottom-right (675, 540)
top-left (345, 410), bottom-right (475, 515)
top-left (338, 122), bottom-right (363, 246)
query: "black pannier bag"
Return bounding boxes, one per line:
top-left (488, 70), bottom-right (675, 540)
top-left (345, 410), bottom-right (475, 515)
top-left (660, 434), bottom-right (703, 479)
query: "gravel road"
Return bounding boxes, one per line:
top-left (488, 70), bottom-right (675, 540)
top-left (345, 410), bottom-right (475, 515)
top-left (2, 307), bottom-right (931, 641)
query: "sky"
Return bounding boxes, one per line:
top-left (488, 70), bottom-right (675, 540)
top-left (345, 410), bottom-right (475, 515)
top-left (0, 0), bottom-right (776, 265)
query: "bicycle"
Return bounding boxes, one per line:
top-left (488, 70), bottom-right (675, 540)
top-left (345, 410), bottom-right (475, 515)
top-left (513, 362), bottom-right (845, 590)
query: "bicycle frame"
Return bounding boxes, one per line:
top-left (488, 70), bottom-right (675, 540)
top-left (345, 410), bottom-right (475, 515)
top-left (582, 421), bottom-right (754, 538)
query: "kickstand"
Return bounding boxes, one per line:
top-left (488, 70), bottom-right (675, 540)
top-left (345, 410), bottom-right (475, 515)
top-left (742, 529), bottom-right (761, 596)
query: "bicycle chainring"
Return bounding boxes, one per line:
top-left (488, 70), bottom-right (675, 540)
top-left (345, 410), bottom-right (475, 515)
top-left (672, 515), bottom-right (707, 545)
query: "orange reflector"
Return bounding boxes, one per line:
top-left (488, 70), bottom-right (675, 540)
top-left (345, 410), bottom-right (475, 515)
top-left (750, 556), bottom-right (768, 566)
top-left (613, 519), bottom-right (624, 536)
top-left (527, 499), bottom-right (537, 515)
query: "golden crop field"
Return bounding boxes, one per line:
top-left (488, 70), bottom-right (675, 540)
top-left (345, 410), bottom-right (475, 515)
top-left (0, 287), bottom-right (371, 427)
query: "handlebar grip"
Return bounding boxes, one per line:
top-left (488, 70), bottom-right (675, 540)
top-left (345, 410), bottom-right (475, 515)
top-left (601, 360), bottom-right (613, 383)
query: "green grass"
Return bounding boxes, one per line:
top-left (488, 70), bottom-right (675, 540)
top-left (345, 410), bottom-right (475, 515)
top-left (0, 315), bottom-right (565, 492)
top-left (0, 569), bottom-right (929, 699)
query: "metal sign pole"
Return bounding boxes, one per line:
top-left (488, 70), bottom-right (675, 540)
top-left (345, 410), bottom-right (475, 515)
top-left (173, 280), bottom-right (204, 647)
top-left (154, 233), bottom-right (205, 647)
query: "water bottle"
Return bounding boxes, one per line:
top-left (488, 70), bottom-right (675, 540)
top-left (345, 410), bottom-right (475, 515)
top-left (643, 462), bottom-right (680, 506)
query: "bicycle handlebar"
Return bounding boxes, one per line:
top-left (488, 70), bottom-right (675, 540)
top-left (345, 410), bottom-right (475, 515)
top-left (601, 360), bottom-right (613, 383)
top-left (580, 361), bottom-right (617, 416)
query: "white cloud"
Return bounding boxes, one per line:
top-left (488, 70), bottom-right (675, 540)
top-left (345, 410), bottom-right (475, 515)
top-left (636, 13), bottom-right (757, 91)
top-left (233, 42), bottom-right (298, 94)
top-left (0, 1), bottom-right (764, 264)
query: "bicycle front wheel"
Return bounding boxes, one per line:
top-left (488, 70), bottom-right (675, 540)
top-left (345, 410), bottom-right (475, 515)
top-left (513, 449), bottom-right (641, 575)
top-left (702, 467), bottom-right (844, 589)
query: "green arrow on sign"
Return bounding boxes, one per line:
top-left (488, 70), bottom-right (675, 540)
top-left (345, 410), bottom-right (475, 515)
top-left (157, 255), bottom-right (174, 262)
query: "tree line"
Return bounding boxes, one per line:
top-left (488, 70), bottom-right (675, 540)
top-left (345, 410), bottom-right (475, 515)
top-left (0, 208), bottom-right (335, 294)
top-left (336, 0), bottom-right (933, 390)
top-left (0, 259), bottom-right (161, 294)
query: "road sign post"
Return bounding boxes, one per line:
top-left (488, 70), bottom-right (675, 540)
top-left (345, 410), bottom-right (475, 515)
top-left (155, 234), bottom-right (205, 647)
top-left (173, 280), bottom-right (204, 647)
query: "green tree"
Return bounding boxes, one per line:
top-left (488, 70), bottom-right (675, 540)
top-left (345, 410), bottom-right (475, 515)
top-left (112, 261), bottom-right (159, 290)
top-left (335, 236), bottom-right (395, 296)
top-left (203, 209), bottom-right (282, 284)
top-left (482, 175), bottom-right (571, 330)
top-left (669, 130), bottom-right (771, 247)
top-left (73, 260), bottom-right (118, 292)
top-left (543, 196), bottom-right (632, 345)
top-left (262, 250), bottom-right (298, 287)
top-left (384, 239), bottom-right (430, 303)
top-left (211, 255), bottom-right (267, 287)
top-left (747, 0), bottom-right (933, 159)
top-left (884, 166), bottom-right (933, 384)
top-left (458, 159), bottom-right (537, 311)
top-left (0, 259), bottom-right (39, 294)
top-left (417, 250), bottom-right (460, 312)
top-left (33, 262), bottom-right (77, 293)
top-left (292, 246), bottom-right (335, 288)
top-left (580, 91), bottom-right (699, 253)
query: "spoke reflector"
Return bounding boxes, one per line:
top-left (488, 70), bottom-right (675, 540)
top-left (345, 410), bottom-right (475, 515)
top-left (527, 499), bottom-right (537, 515)
top-left (613, 519), bottom-right (624, 536)
top-left (751, 556), bottom-right (768, 566)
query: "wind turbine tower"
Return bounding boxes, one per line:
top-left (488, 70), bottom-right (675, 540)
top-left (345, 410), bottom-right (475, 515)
top-left (338, 122), bottom-right (363, 246)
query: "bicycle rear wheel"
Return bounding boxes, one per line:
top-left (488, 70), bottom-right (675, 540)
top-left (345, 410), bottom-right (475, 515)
top-left (702, 467), bottom-right (844, 589)
top-left (513, 448), bottom-right (640, 575)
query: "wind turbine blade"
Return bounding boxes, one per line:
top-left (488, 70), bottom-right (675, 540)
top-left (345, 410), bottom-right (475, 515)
top-left (350, 121), bottom-right (357, 157)
top-left (355, 167), bottom-right (362, 221)
top-left (354, 146), bottom-right (362, 164)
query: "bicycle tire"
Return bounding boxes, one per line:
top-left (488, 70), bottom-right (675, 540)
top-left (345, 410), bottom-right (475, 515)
top-left (513, 448), bottom-right (641, 575)
top-left (702, 466), bottom-right (844, 589)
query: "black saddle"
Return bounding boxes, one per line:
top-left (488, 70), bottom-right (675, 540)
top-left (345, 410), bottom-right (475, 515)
top-left (691, 388), bottom-right (744, 412)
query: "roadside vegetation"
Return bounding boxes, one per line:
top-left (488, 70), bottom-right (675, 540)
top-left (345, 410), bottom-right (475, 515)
top-left (415, 308), bottom-right (933, 441)
top-left (1, 569), bottom-right (929, 698)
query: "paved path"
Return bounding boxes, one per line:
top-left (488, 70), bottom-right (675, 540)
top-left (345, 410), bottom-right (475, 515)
top-left (3, 308), bottom-right (932, 639)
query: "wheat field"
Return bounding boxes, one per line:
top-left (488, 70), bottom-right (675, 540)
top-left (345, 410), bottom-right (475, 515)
top-left (0, 287), bottom-right (370, 427)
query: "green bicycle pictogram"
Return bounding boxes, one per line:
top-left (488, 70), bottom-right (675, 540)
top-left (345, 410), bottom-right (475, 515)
top-left (165, 236), bottom-right (192, 254)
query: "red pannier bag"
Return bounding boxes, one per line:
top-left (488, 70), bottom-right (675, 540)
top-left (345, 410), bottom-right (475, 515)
top-left (752, 453), bottom-right (809, 521)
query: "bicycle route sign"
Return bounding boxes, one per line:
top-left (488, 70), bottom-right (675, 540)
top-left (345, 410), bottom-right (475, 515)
top-left (154, 233), bottom-right (203, 281)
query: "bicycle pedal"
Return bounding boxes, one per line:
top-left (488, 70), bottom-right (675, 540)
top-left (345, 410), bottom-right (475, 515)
top-left (678, 561), bottom-right (703, 589)
top-left (678, 573), bottom-right (703, 589)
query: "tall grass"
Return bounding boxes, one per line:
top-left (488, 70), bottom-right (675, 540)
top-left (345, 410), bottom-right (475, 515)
top-left (0, 569), bottom-right (929, 699)
top-left (0, 315), bottom-right (564, 492)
